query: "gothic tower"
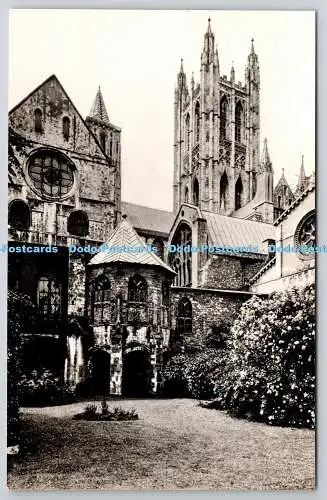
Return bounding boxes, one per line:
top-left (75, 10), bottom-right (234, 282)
top-left (173, 21), bottom-right (262, 217)
top-left (86, 87), bottom-right (122, 225)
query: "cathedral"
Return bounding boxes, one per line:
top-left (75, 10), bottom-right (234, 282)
top-left (8, 20), bottom-right (315, 396)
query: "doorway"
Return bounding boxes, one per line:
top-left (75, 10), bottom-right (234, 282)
top-left (122, 346), bottom-right (151, 397)
top-left (88, 348), bottom-right (111, 395)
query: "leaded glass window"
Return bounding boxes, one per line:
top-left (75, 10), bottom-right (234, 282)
top-left (37, 276), bottom-right (62, 318)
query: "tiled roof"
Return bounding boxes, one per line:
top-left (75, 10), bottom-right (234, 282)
top-left (88, 217), bottom-right (175, 274)
top-left (121, 202), bottom-right (174, 237)
top-left (202, 210), bottom-right (275, 254)
top-left (88, 87), bottom-right (110, 125)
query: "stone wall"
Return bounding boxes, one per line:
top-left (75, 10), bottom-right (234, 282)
top-left (171, 286), bottom-right (255, 347)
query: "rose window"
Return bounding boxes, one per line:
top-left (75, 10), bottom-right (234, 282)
top-left (28, 150), bottom-right (74, 199)
top-left (294, 210), bottom-right (315, 257)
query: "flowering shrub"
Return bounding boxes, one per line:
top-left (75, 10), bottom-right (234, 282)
top-left (18, 369), bottom-right (76, 407)
top-left (224, 284), bottom-right (315, 428)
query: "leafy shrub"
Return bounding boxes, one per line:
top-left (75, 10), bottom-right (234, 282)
top-left (18, 369), bottom-right (76, 407)
top-left (7, 291), bottom-right (35, 447)
top-left (162, 354), bottom-right (190, 397)
top-left (74, 402), bottom-right (139, 421)
top-left (223, 284), bottom-right (315, 428)
top-left (163, 349), bottom-right (229, 400)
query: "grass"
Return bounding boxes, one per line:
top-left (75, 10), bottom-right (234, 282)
top-left (7, 398), bottom-right (315, 491)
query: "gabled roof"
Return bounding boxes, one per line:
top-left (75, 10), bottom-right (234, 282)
top-left (9, 74), bottom-right (108, 159)
top-left (121, 201), bottom-right (174, 237)
top-left (88, 216), bottom-right (175, 274)
top-left (202, 210), bottom-right (275, 254)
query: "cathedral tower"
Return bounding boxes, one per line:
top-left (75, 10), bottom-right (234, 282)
top-left (173, 21), bottom-right (262, 217)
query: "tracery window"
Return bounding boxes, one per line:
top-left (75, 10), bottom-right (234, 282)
top-left (185, 113), bottom-right (190, 149)
top-left (195, 102), bottom-right (200, 143)
top-left (37, 276), bottom-right (62, 318)
top-left (67, 210), bottom-right (89, 237)
top-left (170, 223), bottom-right (192, 287)
top-left (8, 200), bottom-right (30, 231)
top-left (294, 210), bottom-right (315, 258)
top-left (28, 150), bottom-right (74, 199)
top-left (235, 102), bottom-right (243, 142)
top-left (220, 97), bottom-right (228, 140)
top-left (128, 275), bottom-right (148, 303)
top-left (92, 275), bottom-right (111, 324)
top-left (176, 297), bottom-right (192, 338)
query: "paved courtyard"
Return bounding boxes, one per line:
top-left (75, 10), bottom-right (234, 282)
top-left (8, 398), bottom-right (315, 491)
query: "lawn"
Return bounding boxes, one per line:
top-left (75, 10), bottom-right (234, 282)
top-left (7, 398), bottom-right (315, 491)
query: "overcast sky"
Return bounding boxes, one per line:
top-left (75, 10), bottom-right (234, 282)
top-left (9, 10), bottom-right (315, 212)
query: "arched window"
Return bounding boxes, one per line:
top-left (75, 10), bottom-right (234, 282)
top-left (92, 275), bottom-right (111, 324)
top-left (220, 172), bottom-right (228, 211)
top-left (37, 275), bottom-right (62, 318)
top-left (193, 177), bottom-right (199, 206)
top-left (185, 113), bottom-right (190, 149)
top-left (100, 132), bottom-right (106, 152)
top-left (235, 102), bottom-right (243, 142)
top-left (128, 275), bottom-right (148, 303)
top-left (153, 238), bottom-right (164, 260)
top-left (161, 280), bottom-right (170, 327)
top-left (169, 223), bottom-right (192, 287)
top-left (220, 96), bottom-right (228, 140)
top-left (109, 133), bottom-right (113, 157)
top-left (184, 186), bottom-right (189, 203)
top-left (235, 177), bottom-right (243, 210)
top-left (8, 200), bottom-right (30, 230)
top-left (277, 196), bottom-right (281, 208)
top-left (67, 211), bottom-right (89, 237)
top-left (34, 109), bottom-right (43, 133)
top-left (62, 116), bottom-right (70, 141)
top-left (195, 102), bottom-right (200, 143)
top-left (252, 172), bottom-right (257, 198)
top-left (176, 297), bottom-right (192, 338)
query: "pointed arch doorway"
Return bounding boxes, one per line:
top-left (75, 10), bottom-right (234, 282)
top-left (122, 342), bottom-right (151, 397)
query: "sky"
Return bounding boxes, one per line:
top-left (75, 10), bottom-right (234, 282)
top-left (9, 10), bottom-right (315, 212)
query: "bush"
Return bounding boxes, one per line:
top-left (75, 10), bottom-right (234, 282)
top-left (18, 368), bottom-right (76, 407)
top-left (7, 291), bottom-right (35, 448)
top-left (162, 354), bottom-right (190, 397)
top-left (223, 284), bottom-right (315, 428)
top-left (163, 349), bottom-right (228, 400)
top-left (74, 400), bottom-right (139, 421)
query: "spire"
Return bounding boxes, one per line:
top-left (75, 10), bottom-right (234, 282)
top-left (202, 18), bottom-right (215, 65)
top-left (260, 138), bottom-right (273, 173)
top-left (88, 87), bottom-right (110, 125)
top-left (230, 62), bottom-right (235, 82)
top-left (247, 37), bottom-right (259, 82)
top-left (296, 155), bottom-right (310, 194)
top-left (206, 17), bottom-right (212, 35)
top-left (177, 57), bottom-right (186, 89)
top-left (191, 71), bottom-right (195, 91)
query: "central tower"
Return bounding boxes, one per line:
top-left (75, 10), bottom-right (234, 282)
top-left (173, 20), bottom-right (261, 216)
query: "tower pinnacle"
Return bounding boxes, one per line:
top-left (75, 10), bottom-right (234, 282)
top-left (88, 87), bottom-right (110, 125)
